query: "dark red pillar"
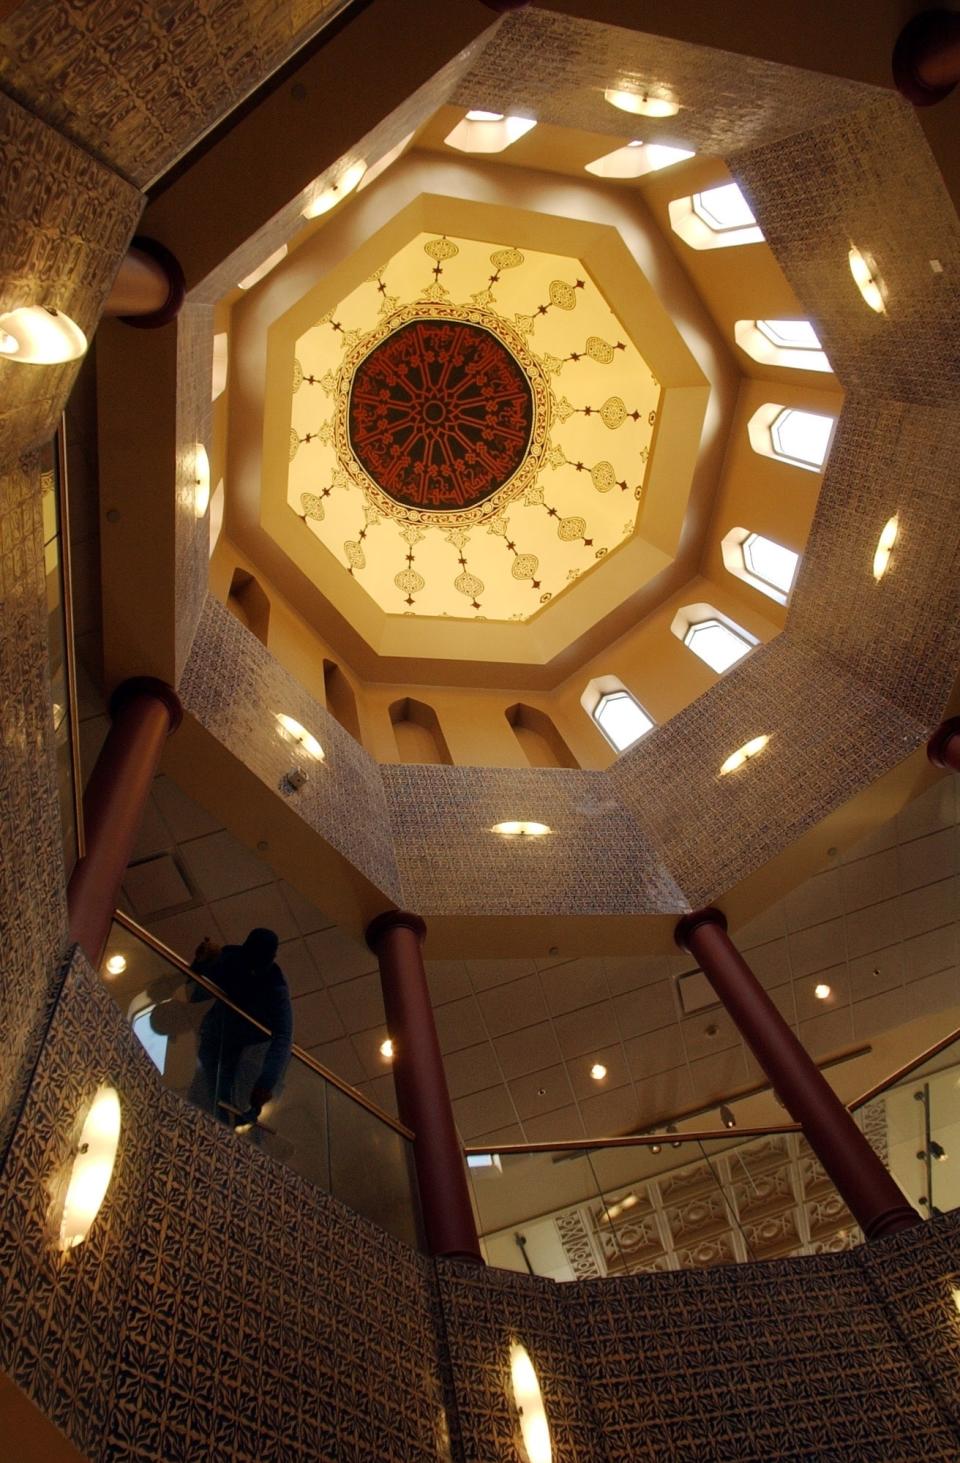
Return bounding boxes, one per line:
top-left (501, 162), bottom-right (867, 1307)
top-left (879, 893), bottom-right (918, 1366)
top-left (676, 908), bottom-right (920, 1241)
top-left (67, 677), bottom-right (182, 967)
top-left (366, 911), bottom-right (483, 1263)
top-left (927, 717), bottom-right (960, 773)
top-left (102, 237), bottom-right (186, 328)
top-left (893, 9), bottom-right (960, 104)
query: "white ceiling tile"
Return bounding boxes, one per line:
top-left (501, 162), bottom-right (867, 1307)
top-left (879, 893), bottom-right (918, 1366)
top-left (306, 1035), bottom-right (365, 1086)
top-left (276, 937), bottom-right (323, 999)
top-left (467, 956), bottom-right (538, 991)
top-left (357, 1072), bottom-right (398, 1118)
top-left (798, 1005), bottom-right (854, 1061)
top-left (493, 1021), bottom-right (562, 1079)
top-left (602, 953), bottom-right (672, 996)
top-left (898, 827), bottom-right (957, 894)
top-left (907, 965), bottom-right (960, 1022)
top-left (425, 959), bottom-right (473, 1005)
top-left (209, 882), bottom-right (299, 946)
top-left (898, 878), bottom-right (956, 941)
top-left (844, 818), bottom-right (899, 863)
top-left (896, 778), bottom-right (956, 843)
top-left (521, 1105), bottom-right (586, 1144)
top-left (130, 795), bottom-right (174, 863)
top-left (847, 944), bottom-right (904, 1003)
top-left (685, 1046), bottom-right (750, 1103)
top-left (178, 829), bottom-right (274, 903)
top-left (742, 938), bottom-right (792, 990)
top-left (578, 1084), bottom-right (639, 1137)
top-left (509, 1064), bottom-right (574, 1120)
top-left (841, 848), bottom-right (900, 913)
top-left (623, 1026), bottom-right (686, 1081)
top-left (676, 970), bottom-right (719, 1016)
top-left (901, 924), bottom-right (957, 981)
top-left (784, 868), bottom-right (844, 933)
top-left (146, 906), bottom-right (225, 964)
top-left (845, 897), bottom-right (902, 959)
top-left (305, 925), bottom-right (378, 985)
top-left (612, 981), bottom-right (678, 1041)
top-left (277, 879), bottom-right (333, 936)
top-left (292, 988), bottom-right (345, 1048)
top-left (680, 1008), bottom-right (741, 1063)
top-left (435, 995), bottom-right (488, 1054)
top-left (553, 1001), bottom-right (621, 1058)
top-left (453, 1085), bottom-right (518, 1141)
top-left (328, 972), bottom-right (385, 1032)
top-left (152, 774), bottom-right (222, 842)
top-left (566, 1043), bottom-right (630, 1100)
top-left (123, 855), bottom-right (193, 920)
top-left (787, 917), bottom-right (845, 978)
top-left (764, 980), bottom-right (799, 1028)
top-left (469, 1123), bottom-right (525, 1147)
top-left (538, 958), bottom-right (608, 1016)
top-left (634, 1065), bottom-right (695, 1128)
top-left (477, 974), bottom-right (546, 1037)
top-left (444, 1042), bottom-right (504, 1100)
top-left (732, 902), bottom-right (787, 950)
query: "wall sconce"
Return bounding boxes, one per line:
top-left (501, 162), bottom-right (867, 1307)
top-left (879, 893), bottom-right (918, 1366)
top-left (301, 161), bottom-right (367, 219)
top-left (194, 443), bottom-right (211, 517)
top-left (872, 515), bottom-right (899, 580)
top-left (275, 712), bottom-right (324, 762)
top-left (49, 1085), bottom-right (121, 1251)
top-left (0, 305), bottom-right (88, 364)
top-left (604, 86), bottom-right (679, 118)
top-left (509, 1341), bottom-right (552, 1463)
top-left (491, 821), bottom-right (551, 838)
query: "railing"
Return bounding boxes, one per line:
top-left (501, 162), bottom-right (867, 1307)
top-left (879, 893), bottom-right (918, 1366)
top-left (464, 1024), bottom-right (960, 1280)
top-left (102, 912), bottom-right (422, 1248)
top-left (42, 422), bottom-right (85, 878)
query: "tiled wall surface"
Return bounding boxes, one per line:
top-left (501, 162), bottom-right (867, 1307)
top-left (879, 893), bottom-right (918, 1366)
top-left (0, 0), bottom-right (351, 188)
top-left (0, 92), bottom-right (141, 467)
top-left (0, 452), bottom-right (67, 1153)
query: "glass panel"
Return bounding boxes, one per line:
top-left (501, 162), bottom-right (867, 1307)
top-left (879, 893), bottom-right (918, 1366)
top-left (691, 182), bottom-right (756, 231)
top-left (467, 1132), bottom-right (862, 1279)
top-left (100, 918), bottom-right (420, 1247)
top-left (770, 407), bottom-right (834, 470)
top-left (756, 319), bottom-right (821, 350)
top-left (595, 691), bottom-right (653, 751)
top-left (742, 533), bottom-right (799, 595)
top-left (40, 435), bottom-right (80, 876)
top-left (684, 618), bottom-right (752, 673)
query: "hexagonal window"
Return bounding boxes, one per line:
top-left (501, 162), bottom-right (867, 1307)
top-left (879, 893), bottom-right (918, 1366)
top-left (672, 606), bottom-right (757, 673)
top-left (669, 181), bottom-right (764, 249)
top-left (735, 319), bottom-right (831, 373)
top-left (748, 404), bottom-right (836, 472)
top-left (596, 689), bottom-right (654, 751)
top-left (722, 527), bottom-right (799, 605)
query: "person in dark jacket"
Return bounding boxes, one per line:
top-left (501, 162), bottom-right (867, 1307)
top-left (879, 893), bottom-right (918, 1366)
top-left (187, 927), bottom-right (294, 1126)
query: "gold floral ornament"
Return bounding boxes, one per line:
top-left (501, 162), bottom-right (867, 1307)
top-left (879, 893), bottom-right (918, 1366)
top-left (394, 567), bottom-right (425, 596)
top-left (344, 540), bottom-right (366, 571)
top-left (545, 442), bottom-right (567, 469)
top-left (512, 553), bottom-right (539, 580)
top-left (591, 460), bottom-right (616, 493)
top-left (424, 236), bottom-right (459, 263)
top-left (586, 336), bottom-right (615, 365)
top-left (454, 570), bottom-right (484, 600)
top-left (555, 396), bottom-right (576, 423)
top-left (548, 279), bottom-right (578, 311)
top-left (558, 516), bottom-right (586, 541)
top-left (289, 429), bottom-right (301, 461)
top-left (491, 247), bottom-right (524, 272)
top-left (300, 493), bottom-right (326, 521)
top-left (292, 359), bottom-right (303, 393)
top-left (600, 396), bottom-right (627, 430)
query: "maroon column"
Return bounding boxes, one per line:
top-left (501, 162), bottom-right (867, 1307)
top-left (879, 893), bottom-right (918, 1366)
top-left (67, 677), bottom-right (182, 967)
top-left (927, 716), bottom-right (960, 773)
top-left (103, 236), bottom-right (186, 328)
top-left (893, 9), bottom-right (960, 105)
top-left (676, 908), bottom-right (920, 1241)
top-left (366, 911), bottom-right (483, 1263)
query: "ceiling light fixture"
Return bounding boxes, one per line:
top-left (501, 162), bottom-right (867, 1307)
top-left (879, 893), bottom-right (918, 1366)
top-left (814, 982), bottom-right (832, 1000)
top-left (491, 820), bottom-right (551, 838)
top-left (848, 245), bottom-right (887, 314)
top-left (601, 1192), bottom-right (639, 1223)
top-left (650, 1141), bottom-right (662, 1154)
top-left (719, 1105), bottom-right (736, 1128)
top-left (873, 514), bottom-right (899, 580)
top-left (301, 160), bottom-right (367, 219)
top-left (194, 443), bottom-right (211, 517)
top-left (719, 734), bottom-right (770, 777)
top-left (49, 1085), bottom-right (121, 1250)
top-left (509, 1342), bottom-right (552, 1463)
top-left (275, 713), bottom-right (324, 761)
top-left (465, 109), bottom-right (505, 122)
top-left (380, 1038), bottom-right (394, 1059)
top-left (104, 954), bottom-right (127, 976)
top-left (590, 1062), bottom-right (607, 1081)
top-left (0, 305), bottom-right (88, 364)
top-left (604, 86), bottom-right (679, 118)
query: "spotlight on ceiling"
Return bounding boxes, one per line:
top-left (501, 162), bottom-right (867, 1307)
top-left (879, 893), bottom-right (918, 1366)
top-left (848, 245), bottom-right (887, 314)
top-left (590, 1062), bottom-right (607, 1081)
top-left (650, 1141), bottom-right (662, 1154)
top-left (872, 514), bottom-right (899, 580)
top-left (719, 1105), bottom-right (736, 1129)
top-left (0, 305), bottom-right (88, 364)
top-left (380, 1038), bottom-right (394, 1060)
top-left (604, 87), bottom-right (679, 118)
top-left (104, 954), bottom-right (127, 977)
top-left (301, 160), bottom-right (367, 219)
top-left (491, 820), bottom-right (551, 838)
top-left (719, 734), bottom-right (770, 777)
top-left (814, 982), bottom-right (832, 1001)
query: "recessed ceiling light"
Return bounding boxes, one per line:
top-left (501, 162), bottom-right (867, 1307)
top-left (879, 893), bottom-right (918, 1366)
top-left (590, 1062), bottom-right (607, 1081)
top-left (814, 982), bottom-right (832, 1000)
top-left (301, 160), bottom-right (367, 219)
top-left (491, 820), bottom-right (551, 838)
top-left (848, 245), bottom-right (887, 314)
top-left (718, 734), bottom-right (770, 776)
top-left (104, 954), bottom-right (127, 976)
top-left (0, 305), bottom-right (87, 364)
top-left (275, 713), bottom-right (324, 761)
top-left (604, 87), bottom-right (679, 118)
top-left (379, 1038), bottom-right (394, 1059)
top-left (465, 109), bottom-right (504, 122)
top-left (873, 514), bottom-right (899, 580)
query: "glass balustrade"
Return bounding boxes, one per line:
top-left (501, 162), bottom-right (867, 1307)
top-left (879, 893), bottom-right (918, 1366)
top-left (101, 914), bottom-right (422, 1248)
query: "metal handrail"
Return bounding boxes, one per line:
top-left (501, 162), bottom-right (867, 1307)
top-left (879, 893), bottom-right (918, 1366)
top-left (847, 1022), bottom-right (960, 1111)
top-left (464, 1124), bottom-right (801, 1158)
top-left (113, 909), bottom-right (414, 1140)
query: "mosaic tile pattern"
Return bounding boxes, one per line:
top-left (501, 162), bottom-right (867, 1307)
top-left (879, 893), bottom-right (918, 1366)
top-left (174, 303), bottom-right (214, 684)
top-left (179, 595), bottom-right (402, 900)
top-left (734, 99), bottom-right (960, 406)
top-left (0, 0), bottom-right (352, 188)
top-left (453, 8), bottom-right (880, 156)
top-left (0, 93), bottom-right (141, 467)
top-left (0, 452), bottom-right (67, 1154)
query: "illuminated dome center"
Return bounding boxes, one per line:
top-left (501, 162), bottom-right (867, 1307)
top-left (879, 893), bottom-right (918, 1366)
top-left (347, 317), bottom-right (534, 514)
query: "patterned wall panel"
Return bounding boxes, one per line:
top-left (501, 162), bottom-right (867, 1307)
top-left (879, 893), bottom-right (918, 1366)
top-left (0, 0), bottom-right (352, 189)
top-left (452, 8), bottom-right (880, 155)
top-left (437, 1259), bottom-right (608, 1463)
top-left (0, 451), bottom-right (67, 1153)
top-left (0, 93), bottom-right (142, 468)
top-left (733, 99), bottom-right (960, 406)
top-left (179, 594), bottom-right (402, 900)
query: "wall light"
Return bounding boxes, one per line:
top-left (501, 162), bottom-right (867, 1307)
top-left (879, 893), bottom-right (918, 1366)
top-left (104, 954), bottom-right (127, 977)
top-left (719, 734), bottom-right (770, 776)
top-left (604, 87), bottom-right (679, 118)
top-left (0, 305), bottom-right (88, 364)
top-left (873, 515), bottom-right (899, 580)
top-left (601, 1192), bottom-right (638, 1223)
top-left (590, 1062), bottom-right (607, 1081)
top-left (848, 246), bottom-right (887, 314)
top-left (301, 160), bottom-right (367, 219)
top-left (509, 1342), bottom-right (552, 1463)
top-left (380, 1038), bottom-right (394, 1060)
top-left (491, 821), bottom-right (551, 838)
top-left (275, 712), bottom-right (324, 761)
top-left (194, 443), bottom-right (211, 517)
top-left (814, 982), bottom-right (832, 1001)
top-left (49, 1085), bottom-right (121, 1251)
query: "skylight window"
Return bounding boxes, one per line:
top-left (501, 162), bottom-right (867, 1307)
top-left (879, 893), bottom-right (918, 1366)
top-left (743, 533), bottom-right (799, 596)
top-left (691, 182), bottom-right (757, 232)
top-left (735, 320), bottom-right (831, 373)
top-left (682, 617), bottom-right (754, 673)
top-left (444, 112), bottom-right (537, 154)
top-left (593, 690), bottom-right (654, 752)
top-left (755, 319), bottom-right (822, 351)
top-left (584, 140), bottom-right (695, 180)
top-left (769, 407), bottom-right (834, 470)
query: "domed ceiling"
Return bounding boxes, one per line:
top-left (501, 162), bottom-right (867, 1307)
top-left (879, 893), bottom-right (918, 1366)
top-left (287, 231), bottom-right (660, 622)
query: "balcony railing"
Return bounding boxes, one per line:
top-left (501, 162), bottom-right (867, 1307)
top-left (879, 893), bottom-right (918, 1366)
top-left (102, 911), bottom-right (422, 1248)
